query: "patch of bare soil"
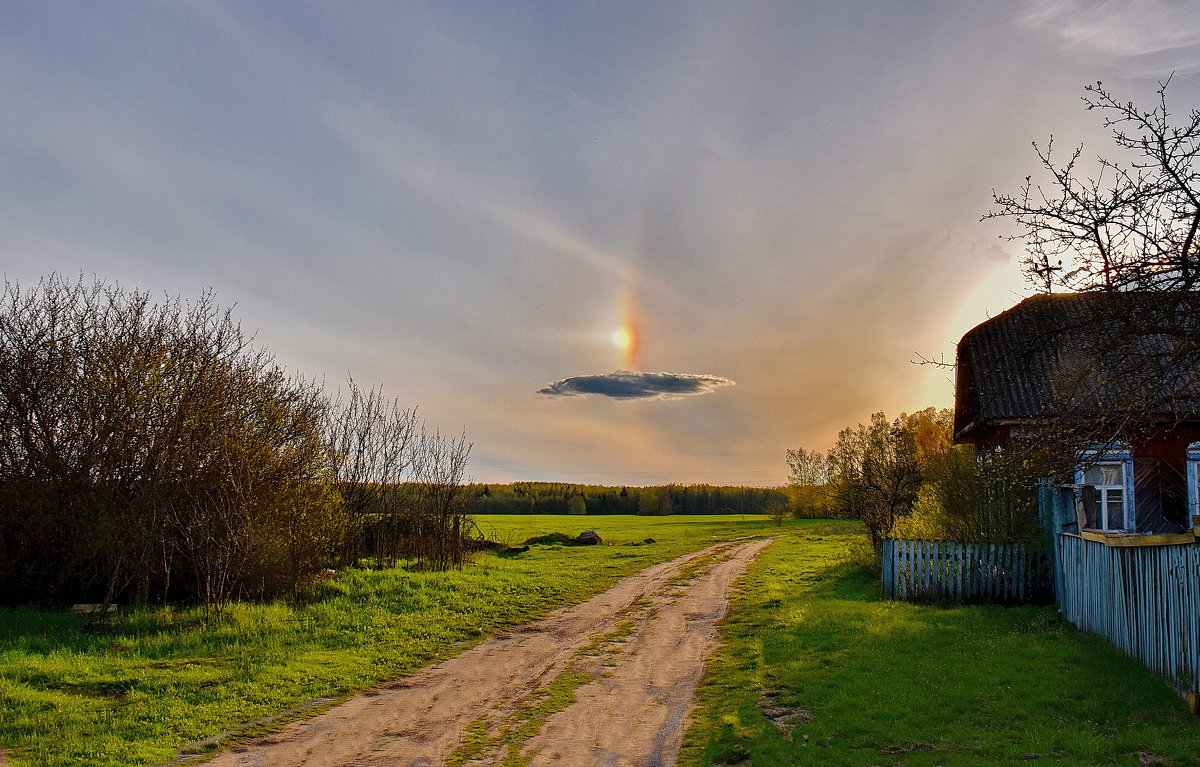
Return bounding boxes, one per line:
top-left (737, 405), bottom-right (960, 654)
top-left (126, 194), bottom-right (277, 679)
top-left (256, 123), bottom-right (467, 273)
top-left (190, 537), bottom-right (774, 767)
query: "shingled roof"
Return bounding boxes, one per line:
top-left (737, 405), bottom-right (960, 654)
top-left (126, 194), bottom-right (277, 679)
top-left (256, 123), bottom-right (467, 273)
top-left (953, 291), bottom-right (1200, 442)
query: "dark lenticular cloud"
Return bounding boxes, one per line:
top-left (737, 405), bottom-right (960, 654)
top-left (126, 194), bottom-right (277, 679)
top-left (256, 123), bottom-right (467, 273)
top-left (538, 371), bottom-right (735, 400)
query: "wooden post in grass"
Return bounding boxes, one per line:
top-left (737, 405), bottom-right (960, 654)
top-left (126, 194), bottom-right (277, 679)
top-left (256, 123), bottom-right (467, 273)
top-left (1039, 477), bottom-right (1070, 602)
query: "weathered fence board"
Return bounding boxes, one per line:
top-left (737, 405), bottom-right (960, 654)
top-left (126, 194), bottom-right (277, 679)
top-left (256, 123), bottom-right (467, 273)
top-left (882, 538), bottom-right (1044, 604)
top-left (1057, 534), bottom-right (1200, 692)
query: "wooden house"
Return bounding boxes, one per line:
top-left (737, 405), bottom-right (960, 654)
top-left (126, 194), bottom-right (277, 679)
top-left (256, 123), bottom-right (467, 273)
top-left (953, 291), bottom-right (1200, 536)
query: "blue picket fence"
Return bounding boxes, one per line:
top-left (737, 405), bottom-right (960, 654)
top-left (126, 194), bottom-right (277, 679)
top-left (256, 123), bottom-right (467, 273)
top-left (1057, 534), bottom-right (1200, 691)
top-left (882, 538), bottom-right (1045, 603)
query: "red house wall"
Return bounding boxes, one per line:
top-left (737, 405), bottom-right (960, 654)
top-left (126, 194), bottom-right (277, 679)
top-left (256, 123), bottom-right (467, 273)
top-left (1130, 424), bottom-right (1200, 532)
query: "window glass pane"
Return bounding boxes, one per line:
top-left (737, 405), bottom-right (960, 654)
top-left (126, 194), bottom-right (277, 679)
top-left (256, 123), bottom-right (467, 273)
top-left (1085, 488), bottom-right (1101, 528)
top-left (1084, 463), bottom-right (1123, 486)
top-left (1106, 489), bottom-right (1124, 528)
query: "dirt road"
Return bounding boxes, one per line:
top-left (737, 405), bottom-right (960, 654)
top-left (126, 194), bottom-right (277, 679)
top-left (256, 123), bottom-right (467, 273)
top-left (196, 537), bottom-right (773, 767)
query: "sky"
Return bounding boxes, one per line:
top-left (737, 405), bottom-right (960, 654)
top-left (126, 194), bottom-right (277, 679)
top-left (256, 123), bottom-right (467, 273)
top-left (4, 1), bottom-right (1200, 486)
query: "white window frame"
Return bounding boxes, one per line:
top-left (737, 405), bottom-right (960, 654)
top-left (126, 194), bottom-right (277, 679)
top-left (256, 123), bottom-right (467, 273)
top-left (1075, 447), bottom-right (1133, 531)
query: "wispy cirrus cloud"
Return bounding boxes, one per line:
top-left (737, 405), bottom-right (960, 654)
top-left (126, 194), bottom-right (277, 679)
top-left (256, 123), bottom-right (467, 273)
top-left (538, 370), bottom-right (734, 400)
top-left (1021, 0), bottom-right (1200, 72)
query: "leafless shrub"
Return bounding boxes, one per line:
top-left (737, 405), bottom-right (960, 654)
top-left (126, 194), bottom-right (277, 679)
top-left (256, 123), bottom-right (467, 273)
top-left (0, 274), bottom-right (478, 608)
top-left (406, 426), bottom-right (473, 570)
top-left (324, 379), bottom-right (420, 567)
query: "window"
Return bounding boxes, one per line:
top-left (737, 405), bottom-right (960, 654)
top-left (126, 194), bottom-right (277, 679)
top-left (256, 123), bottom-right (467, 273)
top-left (1075, 449), bottom-right (1132, 531)
top-left (1082, 463), bottom-right (1127, 530)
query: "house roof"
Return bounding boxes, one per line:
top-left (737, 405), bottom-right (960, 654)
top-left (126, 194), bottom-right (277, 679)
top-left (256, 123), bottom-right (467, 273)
top-left (953, 291), bottom-right (1200, 441)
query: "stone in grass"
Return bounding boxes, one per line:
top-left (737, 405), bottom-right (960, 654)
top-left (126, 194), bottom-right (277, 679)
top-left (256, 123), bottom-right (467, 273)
top-left (758, 693), bottom-right (815, 742)
top-left (71, 604), bottom-right (113, 615)
top-left (576, 530), bottom-right (603, 545)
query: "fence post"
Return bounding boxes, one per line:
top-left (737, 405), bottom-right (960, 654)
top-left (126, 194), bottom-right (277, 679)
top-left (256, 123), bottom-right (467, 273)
top-left (1038, 477), bottom-right (1057, 597)
top-left (882, 539), bottom-right (893, 599)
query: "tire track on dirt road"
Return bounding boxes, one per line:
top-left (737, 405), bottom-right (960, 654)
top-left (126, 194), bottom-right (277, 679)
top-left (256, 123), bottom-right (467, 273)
top-left (193, 536), bottom-right (775, 767)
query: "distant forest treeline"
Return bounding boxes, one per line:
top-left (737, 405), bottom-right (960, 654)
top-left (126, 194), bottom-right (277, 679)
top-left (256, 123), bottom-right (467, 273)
top-left (470, 482), bottom-right (795, 516)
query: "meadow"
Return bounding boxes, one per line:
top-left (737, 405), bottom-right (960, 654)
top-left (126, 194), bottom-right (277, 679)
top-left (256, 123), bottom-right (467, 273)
top-left (0, 515), bottom-right (768, 767)
top-left (5, 516), bottom-right (1200, 767)
top-left (681, 522), bottom-right (1200, 767)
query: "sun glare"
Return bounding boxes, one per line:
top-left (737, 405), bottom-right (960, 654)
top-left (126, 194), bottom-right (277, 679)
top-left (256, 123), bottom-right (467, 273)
top-left (612, 326), bottom-right (634, 351)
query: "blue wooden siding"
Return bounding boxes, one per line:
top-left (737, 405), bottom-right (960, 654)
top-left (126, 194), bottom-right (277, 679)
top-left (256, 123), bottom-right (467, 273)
top-left (1057, 534), bottom-right (1200, 691)
top-left (882, 538), bottom-right (1044, 603)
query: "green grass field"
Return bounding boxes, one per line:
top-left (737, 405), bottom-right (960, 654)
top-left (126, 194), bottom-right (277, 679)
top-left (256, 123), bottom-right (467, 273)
top-left (6, 515), bottom-right (1199, 766)
top-left (0, 514), bottom-right (768, 767)
top-left (682, 522), bottom-right (1200, 767)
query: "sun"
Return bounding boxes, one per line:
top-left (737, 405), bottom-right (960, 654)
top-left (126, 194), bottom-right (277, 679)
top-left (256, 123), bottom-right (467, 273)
top-left (611, 324), bottom-right (640, 368)
top-left (612, 326), bottom-right (634, 352)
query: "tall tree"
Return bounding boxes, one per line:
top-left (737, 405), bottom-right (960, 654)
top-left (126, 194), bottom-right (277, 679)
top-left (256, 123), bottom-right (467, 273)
top-left (786, 447), bottom-right (831, 518)
top-left (825, 412), bottom-right (923, 553)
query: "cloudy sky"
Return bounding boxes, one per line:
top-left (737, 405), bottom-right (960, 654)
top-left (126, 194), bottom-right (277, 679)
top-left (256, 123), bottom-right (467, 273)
top-left (4, 1), bottom-right (1200, 485)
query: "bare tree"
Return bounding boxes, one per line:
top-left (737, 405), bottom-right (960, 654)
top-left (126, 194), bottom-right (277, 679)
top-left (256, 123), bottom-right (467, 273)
top-left (971, 80), bottom-right (1200, 536)
top-left (323, 380), bottom-right (481, 570)
top-left (325, 379), bottom-right (420, 566)
top-left (407, 426), bottom-right (473, 569)
top-left (987, 76), bottom-right (1200, 293)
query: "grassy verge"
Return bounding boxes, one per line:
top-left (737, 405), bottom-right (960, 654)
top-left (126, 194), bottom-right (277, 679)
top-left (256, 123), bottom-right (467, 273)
top-left (0, 514), bottom-right (783, 767)
top-left (682, 523), bottom-right (1200, 766)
